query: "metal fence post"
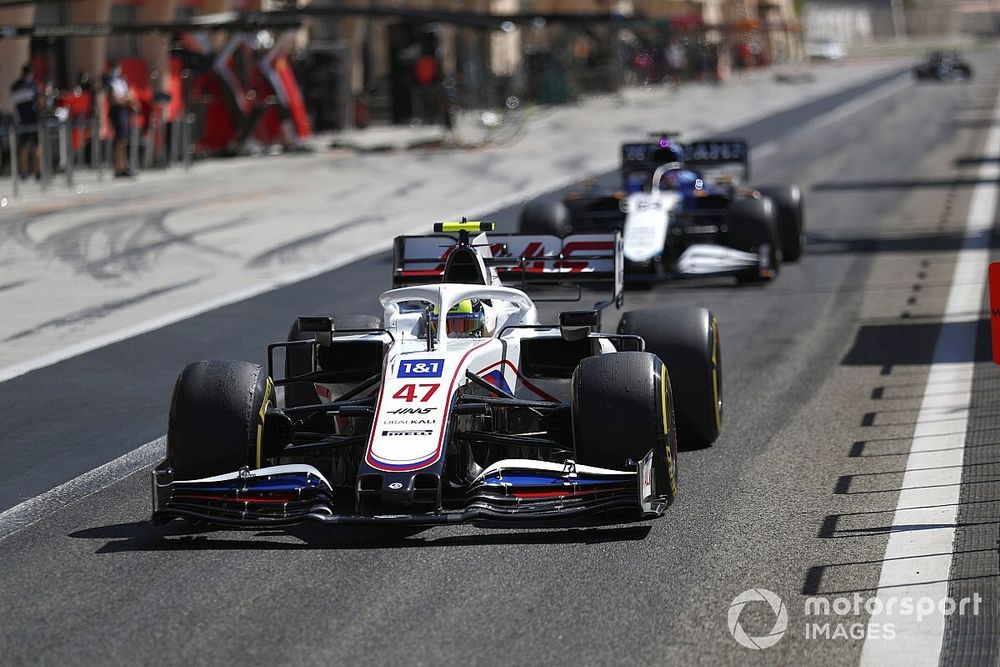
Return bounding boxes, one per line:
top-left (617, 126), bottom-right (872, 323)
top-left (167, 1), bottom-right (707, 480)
top-left (170, 116), bottom-right (181, 166)
top-left (8, 125), bottom-right (18, 199)
top-left (143, 114), bottom-right (155, 170)
top-left (64, 122), bottom-right (74, 188)
top-left (93, 117), bottom-right (103, 182)
top-left (57, 119), bottom-right (67, 172)
top-left (38, 123), bottom-right (50, 192)
top-left (129, 111), bottom-right (139, 174)
top-left (182, 114), bottom-right (192, 170)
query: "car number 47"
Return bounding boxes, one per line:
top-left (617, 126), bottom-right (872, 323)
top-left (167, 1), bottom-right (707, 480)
top-left (392, 383), bottom-right (440, 402)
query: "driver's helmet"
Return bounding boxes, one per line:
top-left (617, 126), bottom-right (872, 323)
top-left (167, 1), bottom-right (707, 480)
top-left (661, 167), bottom-right (701, 190)
top-left (431, 299), bottom-right (486, 338)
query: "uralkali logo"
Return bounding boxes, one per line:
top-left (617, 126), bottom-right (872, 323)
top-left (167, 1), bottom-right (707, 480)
top-left (727, 588), bottom-right (788, 650)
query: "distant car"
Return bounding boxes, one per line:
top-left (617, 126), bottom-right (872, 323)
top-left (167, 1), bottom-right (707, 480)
top-left (806, 38), bottom-right (846, 62)
top-left (914, 51), bottom-right (973, 81)
top-left (519, 135), bottom-right (804, 284)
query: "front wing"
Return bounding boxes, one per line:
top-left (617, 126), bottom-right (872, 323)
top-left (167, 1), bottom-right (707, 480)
top-left (152, 454), bottom-right (667, 527)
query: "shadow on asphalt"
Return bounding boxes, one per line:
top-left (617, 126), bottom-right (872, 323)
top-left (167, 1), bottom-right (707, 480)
top-left (70, 519), bottom-right (653, 553)
top-left (954, 155), bottom-right (1000, 166)
top-left (806, 230), bottom-right (995, 255)
top-left (801, 550), bottom-right (999, 595)
top-left (841, 319), bottom-right (991, 367)
top-left (811, 176), bottom-right (999, 191)
top-left (952, 118), bottom-right (1000, 130)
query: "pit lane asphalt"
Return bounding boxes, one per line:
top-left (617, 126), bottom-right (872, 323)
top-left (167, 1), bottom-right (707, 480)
top-left (0, 53), bottom-right (997, 666)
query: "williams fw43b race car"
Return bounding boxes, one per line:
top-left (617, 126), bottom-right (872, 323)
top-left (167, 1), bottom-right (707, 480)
top-left (519, 135), bottom-right (804, 284)
top-left (914, 51), bottom-right (973, 82)
top-left (152, 221), bottom-right (723, 527)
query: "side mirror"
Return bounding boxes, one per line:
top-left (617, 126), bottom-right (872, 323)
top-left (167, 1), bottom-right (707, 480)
top-left (297, 316), bottom-right (333, 346)
top-left (559, 311), bottom-right (599, 342)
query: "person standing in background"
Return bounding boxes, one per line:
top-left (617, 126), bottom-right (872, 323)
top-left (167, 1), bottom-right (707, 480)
top-left (106, 61), bottom-right (136, 178)
top-left (10, 63), bottom-right (40, 179)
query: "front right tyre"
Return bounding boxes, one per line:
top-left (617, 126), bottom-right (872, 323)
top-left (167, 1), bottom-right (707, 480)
top-left (167, 360), bottom-right (272, 479)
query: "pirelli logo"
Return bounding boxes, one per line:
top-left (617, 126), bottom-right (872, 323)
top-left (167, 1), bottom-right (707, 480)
top-left (381, 429), bottom-right (434, 437)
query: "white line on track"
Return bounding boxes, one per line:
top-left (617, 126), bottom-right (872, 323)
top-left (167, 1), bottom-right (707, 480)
top-left (0, 437), bottom-right (164, 541)
top-left (858, 80), bottom-right (1000, 665)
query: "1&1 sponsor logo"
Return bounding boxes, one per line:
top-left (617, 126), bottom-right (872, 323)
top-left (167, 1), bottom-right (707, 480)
top-left (398, 359), bottom-right (444, 378)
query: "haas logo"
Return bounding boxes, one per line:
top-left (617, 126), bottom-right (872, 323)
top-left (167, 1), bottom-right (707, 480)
top-left (387, 407), bottom-right (435, 415)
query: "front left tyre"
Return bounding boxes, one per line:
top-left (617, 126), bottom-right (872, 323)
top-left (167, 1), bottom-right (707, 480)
top-left (572, 352), bottom-right (678, 504)
top-left (757, 184), bottom-right (804, 262)
top-left (724, 195), bottom-right (782, 283)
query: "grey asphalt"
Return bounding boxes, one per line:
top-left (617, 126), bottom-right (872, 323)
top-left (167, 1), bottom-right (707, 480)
top-left (0, 53), bottom-right (997, 666)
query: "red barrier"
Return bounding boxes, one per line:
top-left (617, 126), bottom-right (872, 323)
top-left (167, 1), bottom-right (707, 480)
top-left (989, 262), bottom-right (1000, 364)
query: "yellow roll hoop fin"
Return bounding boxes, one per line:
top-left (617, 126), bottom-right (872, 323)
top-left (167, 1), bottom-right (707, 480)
top-left (433, 221), bottom-right (496, 233)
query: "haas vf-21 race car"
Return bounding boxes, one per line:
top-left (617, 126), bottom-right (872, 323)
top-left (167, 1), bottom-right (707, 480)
top-left (520, 136), bottom-right (804, 283)
top-left (152, 221), bottom-right (723, 527)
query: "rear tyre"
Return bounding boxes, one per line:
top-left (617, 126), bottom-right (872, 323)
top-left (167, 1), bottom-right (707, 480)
top-left (757, 185), bottom-right (804, 262)
top-left (618, 307), bottom-right (722, 449)
top-left (167, 360), bottom-right (272, 479)
top-left (724, 195), bottom-right (781, 283)
top-left (572, 352), bottom-right (677, 502)
top-left (284, 314), bottom-right (382, 408)
top-left (519, 199), bottom-right (573, 236)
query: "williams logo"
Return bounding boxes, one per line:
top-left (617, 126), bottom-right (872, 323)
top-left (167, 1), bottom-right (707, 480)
top-left (727, 589), bottom-right (788, 650)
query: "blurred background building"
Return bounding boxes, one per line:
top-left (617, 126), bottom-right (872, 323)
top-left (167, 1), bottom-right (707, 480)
top-left (1, 0), bottom-right (994, 160)
top-left (0, 0), bottom-right (804, 141)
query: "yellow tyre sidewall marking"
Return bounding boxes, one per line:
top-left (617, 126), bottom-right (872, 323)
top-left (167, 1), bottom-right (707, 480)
top-left (255, 376), bottom-right (273, 469)
top-left (660, 363), bottom-right (677, 495)
top-left (711, 319), bottom-right (721, 432)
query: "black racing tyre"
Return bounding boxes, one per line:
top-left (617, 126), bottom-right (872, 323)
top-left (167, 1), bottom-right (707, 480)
top-left (618, 307), bottom-right (722, 449)
top-left (284, 314), bottom-right (382, 408)
top-left (572, 352), bottom-right (678, 502)
top-left (167, 360), bottom-right (272, 479)
top-left (519, 198), bottom-right (573, 236)
top-left (724, 195), bottom-right (781, 283)
top-left (757, 184), bottom-right (804, 262)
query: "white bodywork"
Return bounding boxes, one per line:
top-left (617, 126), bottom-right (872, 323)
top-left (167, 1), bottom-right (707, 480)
top-left (622, 162), bottom-right (762, 276)
top-left (313, 282), bottom-right (616, 474)
top-left (623, 190), bottom-right (681, 263)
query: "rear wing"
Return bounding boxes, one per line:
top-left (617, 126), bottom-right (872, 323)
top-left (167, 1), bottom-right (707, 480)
top-left (683, 138), bottom-right (750, 180)
top-left (392, 230), bottom-right (624, 310)
top-left (621, 137), bottom-right (750, 186)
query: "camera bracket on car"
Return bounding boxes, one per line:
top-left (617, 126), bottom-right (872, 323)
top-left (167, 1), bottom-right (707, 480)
top-left (559, 310), bottom-right (599, 342)
top-left (298, 316), bottom-right (334, 346)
